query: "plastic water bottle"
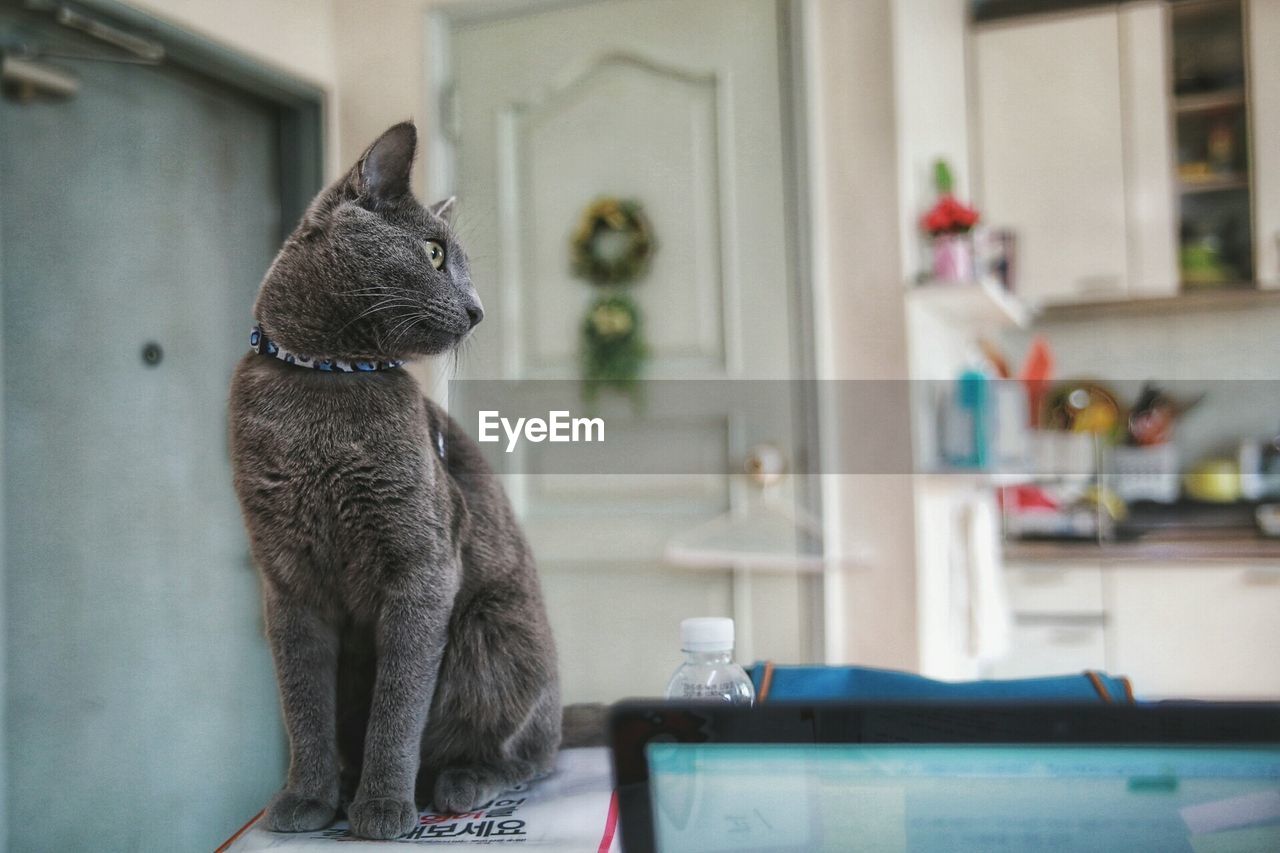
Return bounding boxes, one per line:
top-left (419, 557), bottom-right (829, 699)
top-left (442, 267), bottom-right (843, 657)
top-left (665, 617), bottom-right (755, 705)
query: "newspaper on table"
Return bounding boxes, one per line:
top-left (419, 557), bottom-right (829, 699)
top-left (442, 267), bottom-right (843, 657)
top-left (221, 747), bottom-right (619, 851)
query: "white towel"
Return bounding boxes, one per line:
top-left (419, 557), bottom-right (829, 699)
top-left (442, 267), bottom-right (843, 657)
top-left (947, 491), bottom-right (1013, 668)
top-left (966, 492), bottom-right (1012, 663)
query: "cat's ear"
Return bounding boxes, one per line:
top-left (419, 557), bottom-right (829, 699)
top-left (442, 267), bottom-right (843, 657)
top-left (428, 196), bottom-right (457, 222)
top-left (355, 121), bottom-right (417, 202)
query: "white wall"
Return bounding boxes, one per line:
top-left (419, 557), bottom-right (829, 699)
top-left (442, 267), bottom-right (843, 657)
top-left (804, 0), bottom-right (921, 669)
top-left (894, 1), bottom-right (981, 679)
top-left (124, 0), bottom-right (343, 177)
top-left (1250, 0), bottom-right (1280, 288)
top-left (124, 0), bottom-right (337, 86)
top-left (1004, 305), bottom-right (1280, 382)
top-left (332, 0), bottom-right (435, 181)
top-left (123, 0), bottom-right (439, 185)
top-left (1001, 304), bottom-right (1280, 465)
top-left (892, 0), bottom-right (973, 282)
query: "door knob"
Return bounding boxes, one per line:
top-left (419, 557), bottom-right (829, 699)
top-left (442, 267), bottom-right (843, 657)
top-left (744, 443), bottom-right (786, 487)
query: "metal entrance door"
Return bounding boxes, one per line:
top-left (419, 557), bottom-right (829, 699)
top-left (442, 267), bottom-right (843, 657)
top-left (1, 4), bottom-right (319, 847)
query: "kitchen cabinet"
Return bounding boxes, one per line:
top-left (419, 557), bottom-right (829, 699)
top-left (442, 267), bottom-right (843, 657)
top-left (1004, 562), bottom-right (1104, 614)
top-left (1251, 0), bottom-right (1280, 288)
top-left (986, 618), bottom-right (1108, 680)
top-left (1170, 1), bottom-right (1255, 286)
top-left (1121, 2), bottom-right (1180, 295)
top-left (1107, 563), bottom-right (1280, 699)
top-left (992, 560), bottom-right (1280, 699)
top-left (973, 3), bottom-right (1178, 304)
top-left (987, 562), bottom-right (1108, 680)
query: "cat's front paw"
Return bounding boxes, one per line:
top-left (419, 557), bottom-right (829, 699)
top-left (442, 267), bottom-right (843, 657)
top-left (348, 796), bottom-right (417, 839)
top-left (434, 767), bottom-right (501, 814)
top-left (264, 789), bottom-right (338, 833)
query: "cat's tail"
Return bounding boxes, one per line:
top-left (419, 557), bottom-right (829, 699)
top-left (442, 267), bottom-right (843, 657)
top-left (560, 703), bottom-right (609, 748)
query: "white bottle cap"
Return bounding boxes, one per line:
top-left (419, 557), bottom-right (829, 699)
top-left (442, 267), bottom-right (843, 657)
top-left (680, 617), bottom-right (735, 652)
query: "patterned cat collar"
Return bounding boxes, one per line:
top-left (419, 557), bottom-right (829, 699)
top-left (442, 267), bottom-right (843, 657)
top-left (250, 325), bottom-right (405, 373)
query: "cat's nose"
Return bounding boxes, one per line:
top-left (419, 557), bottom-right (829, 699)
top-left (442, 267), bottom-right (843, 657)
top-left (465, 299), bottom-right (484, 329)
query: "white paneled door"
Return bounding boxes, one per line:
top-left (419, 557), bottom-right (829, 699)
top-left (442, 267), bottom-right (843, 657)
top-left (445, 0), bottom-right (819, 702)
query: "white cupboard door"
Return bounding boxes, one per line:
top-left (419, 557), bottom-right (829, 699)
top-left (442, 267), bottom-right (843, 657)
top-left (986, 563), bottom-right (1108, 680)
top-left (1004, 562), bottom-right (1106, 615)
top-left (984, 619), bottom-right (1108, 680)
top-left (1120, 1), bottom-right (1179, 296)
top-left (1250, 0), bottom-right (1280, 288)
top-left (974, 10), bottom-right (1130, 304)
top-left (1107, 565), bottom-right (1280, 700)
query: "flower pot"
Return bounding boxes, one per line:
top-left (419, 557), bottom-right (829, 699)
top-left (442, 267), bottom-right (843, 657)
top-left (931, 233), bottom-right (973, 283)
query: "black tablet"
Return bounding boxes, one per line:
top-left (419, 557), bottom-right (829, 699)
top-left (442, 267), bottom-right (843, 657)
top-left (609, 701), bottom-right (1280, 852)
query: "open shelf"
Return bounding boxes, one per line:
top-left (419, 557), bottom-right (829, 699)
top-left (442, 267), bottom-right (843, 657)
top-left (907, 278), bottom-right (1033, 329)
top-left (1175, 88), bottom-right (1245, 113)
top-left (1036, 284), bottom-right (1278, 322)
top-left (1179, 174), bottom-right (1249, 194)
top-left (1170, 0), bottom-right (1254, 285)
top-left (919, 469), bottom-right (1036, 489)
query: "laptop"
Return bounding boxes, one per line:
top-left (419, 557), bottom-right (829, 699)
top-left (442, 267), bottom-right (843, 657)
top-left (609, 701), bottom-right (1280, 853)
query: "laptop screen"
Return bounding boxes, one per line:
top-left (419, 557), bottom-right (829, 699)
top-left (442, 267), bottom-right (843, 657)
top-left (646, 743), bottom-right (1280, 852)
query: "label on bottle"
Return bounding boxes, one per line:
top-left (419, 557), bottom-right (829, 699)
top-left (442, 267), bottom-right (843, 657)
top-left (677, 680), bottom-right (740, 701)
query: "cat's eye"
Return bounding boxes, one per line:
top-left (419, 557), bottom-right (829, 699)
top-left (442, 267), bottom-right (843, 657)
top-left (423, 240), bottom-right (446, 270)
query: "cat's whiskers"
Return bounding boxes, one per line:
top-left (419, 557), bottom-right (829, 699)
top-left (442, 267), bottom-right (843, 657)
top-left (384, 311), bottom-right (430, 353)
top-left (453, 332), bottom-right (475, 377)
top-left (345, 286), bottom-right (418, 297)
top-left (377, 312), bottom-right (417, 353)
top-left (334, 297), bottom-right (422, 337)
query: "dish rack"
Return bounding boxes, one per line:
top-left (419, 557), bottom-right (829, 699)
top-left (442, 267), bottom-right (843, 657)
top-left (1107, 443), bottom-right (1179, 504)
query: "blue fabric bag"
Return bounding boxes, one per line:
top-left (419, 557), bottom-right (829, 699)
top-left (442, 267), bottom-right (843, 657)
top-left (748, 663), bottom-right (1135, 704)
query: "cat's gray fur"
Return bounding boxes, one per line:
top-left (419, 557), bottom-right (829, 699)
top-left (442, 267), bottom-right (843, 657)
top-left (228, 122), bottom-right (560, 840)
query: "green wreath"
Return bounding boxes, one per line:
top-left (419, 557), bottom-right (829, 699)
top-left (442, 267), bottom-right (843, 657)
top-left (570, 197), bottom-right (655, 286)
top-left (580, 294), bottom-right (647, 401)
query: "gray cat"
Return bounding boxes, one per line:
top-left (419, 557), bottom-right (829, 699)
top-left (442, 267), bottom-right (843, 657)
top-left (228, 122), bottom-right (561, 840)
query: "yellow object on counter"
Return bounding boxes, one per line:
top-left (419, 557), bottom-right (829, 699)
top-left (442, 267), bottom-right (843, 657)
top-left (1184, 459), bottom-right (1241, 503)
top-left (1083, 485), bottom-right (1128, 520)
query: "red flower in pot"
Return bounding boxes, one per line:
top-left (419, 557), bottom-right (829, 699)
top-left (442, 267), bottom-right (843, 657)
top-left (920, 161), bottom-right (981, 281)
top-left (921, 193), bottom-right (980, 236)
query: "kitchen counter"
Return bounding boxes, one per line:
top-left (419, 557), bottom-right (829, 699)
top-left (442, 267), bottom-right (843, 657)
top-left (1004, 527), bottom-right (1280, 563)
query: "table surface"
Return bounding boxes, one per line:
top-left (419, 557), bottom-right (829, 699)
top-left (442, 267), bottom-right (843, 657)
top-left (218, 747), bottom-right (619, 851)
